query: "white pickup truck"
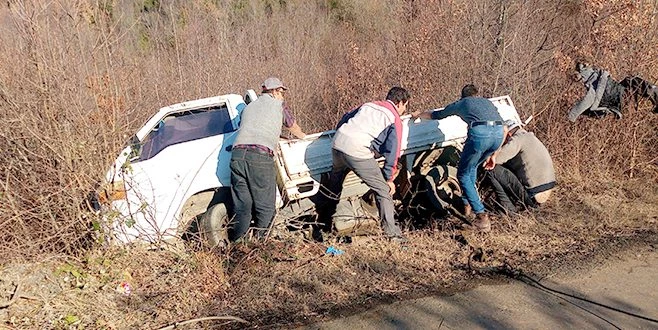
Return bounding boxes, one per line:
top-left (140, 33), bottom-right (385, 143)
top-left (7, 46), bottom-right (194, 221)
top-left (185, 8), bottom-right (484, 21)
top-left (98, 90), bottom-right (522, 246)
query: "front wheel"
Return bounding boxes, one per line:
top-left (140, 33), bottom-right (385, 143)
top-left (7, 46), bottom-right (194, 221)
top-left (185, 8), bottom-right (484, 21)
top-left (199, 203), bottom-right (230, 248)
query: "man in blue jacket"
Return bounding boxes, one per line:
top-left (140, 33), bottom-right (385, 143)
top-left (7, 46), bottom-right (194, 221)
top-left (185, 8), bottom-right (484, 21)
top-left (415, 84), bottom-right (505, 232)
top-left (318, 87), bottom-right (410, 242)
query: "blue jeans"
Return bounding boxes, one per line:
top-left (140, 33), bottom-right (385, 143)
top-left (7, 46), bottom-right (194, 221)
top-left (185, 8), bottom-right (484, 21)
top-left (458, 125), bottom-right (504, 213)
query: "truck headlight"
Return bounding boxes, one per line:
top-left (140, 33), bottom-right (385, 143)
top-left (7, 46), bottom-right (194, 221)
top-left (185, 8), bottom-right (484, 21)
top-left (97, 181), bottom-right (127, 203)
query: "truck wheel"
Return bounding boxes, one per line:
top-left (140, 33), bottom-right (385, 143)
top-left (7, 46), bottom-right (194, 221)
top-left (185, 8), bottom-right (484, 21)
top-left (199, 203), bottom-right (229, 248)
top-left (424, 165), bottom-right (461, 214)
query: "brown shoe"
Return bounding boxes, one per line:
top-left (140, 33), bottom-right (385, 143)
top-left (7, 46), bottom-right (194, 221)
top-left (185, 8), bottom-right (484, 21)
top-left (470, 213), bottom-right (491, 232)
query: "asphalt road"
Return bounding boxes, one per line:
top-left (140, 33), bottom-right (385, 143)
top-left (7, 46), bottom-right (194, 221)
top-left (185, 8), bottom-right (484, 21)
top-left (301, 243), bottom-right (658, 329)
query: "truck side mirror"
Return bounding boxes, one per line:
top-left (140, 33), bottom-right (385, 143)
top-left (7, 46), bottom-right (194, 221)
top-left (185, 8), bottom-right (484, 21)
top-left (244, 89), bottom-right (258, 105)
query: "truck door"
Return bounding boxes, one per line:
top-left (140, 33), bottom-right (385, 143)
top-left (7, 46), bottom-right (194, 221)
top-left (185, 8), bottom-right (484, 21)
top-left (112, 104), bottom-right (238, 242)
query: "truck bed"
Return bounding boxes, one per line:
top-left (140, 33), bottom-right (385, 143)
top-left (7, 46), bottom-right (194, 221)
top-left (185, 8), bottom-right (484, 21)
top-left (276, 96), bottom-right (521, 202)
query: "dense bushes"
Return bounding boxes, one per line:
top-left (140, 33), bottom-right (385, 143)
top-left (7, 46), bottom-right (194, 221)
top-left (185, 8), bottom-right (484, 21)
top-left (0, 0), bottom-right (656, 259)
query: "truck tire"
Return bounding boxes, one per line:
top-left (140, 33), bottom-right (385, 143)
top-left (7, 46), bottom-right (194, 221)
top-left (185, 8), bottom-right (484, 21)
top-left (199, 203), bottom-right (229, 248)
top-left (424, 165), bottom-right (461, 214)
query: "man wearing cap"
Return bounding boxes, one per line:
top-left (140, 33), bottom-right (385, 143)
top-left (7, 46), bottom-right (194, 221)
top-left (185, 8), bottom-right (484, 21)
top-left (318, 87), bottom-right (410, 243)
top-left (414, 84), bottom-right (506, 232)
top-left (483, 119), bottom-right (556, 213)
top-left (228, 77), bottom-right (306, 242)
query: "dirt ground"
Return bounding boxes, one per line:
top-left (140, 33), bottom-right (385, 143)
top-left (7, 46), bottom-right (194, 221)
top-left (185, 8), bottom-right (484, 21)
top-left (0, 180), bottom-right (657, 329)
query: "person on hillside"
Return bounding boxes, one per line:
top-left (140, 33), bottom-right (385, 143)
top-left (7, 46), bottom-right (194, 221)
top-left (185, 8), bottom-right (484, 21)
top-left (568, 62), bottom-right (626, 121)
top-left (414, 84), bottom-right (506, 232)
top-left (317, 87), bottom-right (410, 243)
top-left (229, 77), bottom-right (306, 242)
top-left (482, 119), bottom-right (556, 213)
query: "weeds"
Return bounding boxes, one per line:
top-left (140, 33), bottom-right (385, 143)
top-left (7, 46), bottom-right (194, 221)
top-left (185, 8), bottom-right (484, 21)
top-left (0, 0), bottom-right (657, 327)
top-left (0, 0), bottom-right (654, 258)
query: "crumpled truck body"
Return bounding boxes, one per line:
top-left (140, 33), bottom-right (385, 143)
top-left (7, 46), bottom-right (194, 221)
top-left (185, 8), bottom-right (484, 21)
top-left (99, 92), bottom-right (521, 244)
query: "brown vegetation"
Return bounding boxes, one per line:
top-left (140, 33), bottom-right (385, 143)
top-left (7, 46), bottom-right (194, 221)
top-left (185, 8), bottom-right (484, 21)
top-left (0, 0), bottom-right (657, 328)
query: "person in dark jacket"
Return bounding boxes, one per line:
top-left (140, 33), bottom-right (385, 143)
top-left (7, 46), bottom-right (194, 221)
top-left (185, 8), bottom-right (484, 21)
top-left (415, 84), bottom-right (506, 232)
top-left (620, 75), bottom-right (658, 114)
top-left (318, 87), bottom-right (410, 243)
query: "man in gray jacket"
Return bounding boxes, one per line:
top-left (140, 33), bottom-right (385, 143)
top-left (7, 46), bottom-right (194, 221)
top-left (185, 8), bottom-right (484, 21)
top-left (568, 63), bottom-right (625, 121)
top-left (483, 119), bottom-right (556, 213)
top-left (229, 77), bottom-right (306, 242)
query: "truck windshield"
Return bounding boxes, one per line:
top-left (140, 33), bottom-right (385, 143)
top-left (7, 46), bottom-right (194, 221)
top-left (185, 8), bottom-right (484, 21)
top-left (137, 105), bottom-right (234, 161)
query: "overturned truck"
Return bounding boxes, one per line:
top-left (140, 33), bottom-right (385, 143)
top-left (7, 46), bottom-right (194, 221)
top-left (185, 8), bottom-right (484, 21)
top-left (97, 91), bottom-right (522, 246)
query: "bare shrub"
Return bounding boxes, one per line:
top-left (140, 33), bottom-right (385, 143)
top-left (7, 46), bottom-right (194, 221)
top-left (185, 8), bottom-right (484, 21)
top-left (0, 0), bottom-right (656, 260)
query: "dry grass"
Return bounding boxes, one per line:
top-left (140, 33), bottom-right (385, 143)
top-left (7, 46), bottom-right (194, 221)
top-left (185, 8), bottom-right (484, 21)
top-left (2, 177), bottom-right (655, 328)
top-left (1, 0), bottom-right (658, 328)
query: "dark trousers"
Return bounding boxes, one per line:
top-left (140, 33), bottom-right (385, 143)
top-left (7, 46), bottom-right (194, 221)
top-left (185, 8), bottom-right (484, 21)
top-left (228, 148), bottom-right (276, 241)
top-left (316, 149), bottom-right (402, 237)
top-left (486, 165), bottom-right (537, 213)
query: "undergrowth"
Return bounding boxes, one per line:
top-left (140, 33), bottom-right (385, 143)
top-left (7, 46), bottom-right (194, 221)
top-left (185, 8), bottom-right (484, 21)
top-left (0, 0), bottom-right (657, 328)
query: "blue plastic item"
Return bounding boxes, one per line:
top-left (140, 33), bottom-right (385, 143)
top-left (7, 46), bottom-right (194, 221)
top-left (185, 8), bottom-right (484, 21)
top-left (325, 246), bottom-right (344, 256)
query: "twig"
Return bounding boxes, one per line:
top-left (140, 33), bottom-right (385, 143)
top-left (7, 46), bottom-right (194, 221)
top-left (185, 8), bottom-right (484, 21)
top-left (0, 282), bottom-right (22, 309)
top-left (292, 256), bottom-right (322, 272)
top-left (156, 315), bottom-right (248, 330)
top-left (625, 155), bottom-right (658, 174)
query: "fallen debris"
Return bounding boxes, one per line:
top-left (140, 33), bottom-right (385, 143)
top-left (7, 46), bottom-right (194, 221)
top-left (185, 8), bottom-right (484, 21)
top-left (0, 282), bottom-right (21, 309)
top-left (325, 246), bottom-right (345, 256)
